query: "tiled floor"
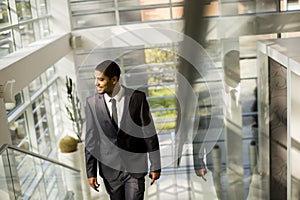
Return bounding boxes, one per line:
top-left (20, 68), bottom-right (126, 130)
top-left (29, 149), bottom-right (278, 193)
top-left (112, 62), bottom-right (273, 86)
top-left (145, 170), bottom-right (219, 200)
top-left (89, 169), bottom-right (219, 200)
top-left (86, 133), bottom-right (267, 200)
top-left (87, 162), bottom-right (268, 200)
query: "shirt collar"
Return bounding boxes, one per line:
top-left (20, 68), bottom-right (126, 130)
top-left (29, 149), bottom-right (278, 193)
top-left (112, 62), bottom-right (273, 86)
top-left (104, 85), bottom-right (124, 102)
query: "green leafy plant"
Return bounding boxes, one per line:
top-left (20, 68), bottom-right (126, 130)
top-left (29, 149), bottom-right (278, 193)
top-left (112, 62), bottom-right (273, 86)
top-left (65, 76), bottom-right (83, 142)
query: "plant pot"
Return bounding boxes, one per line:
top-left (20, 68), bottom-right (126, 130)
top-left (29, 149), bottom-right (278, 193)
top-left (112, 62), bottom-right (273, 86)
top-left (59, 142), bottom-right (91, 200)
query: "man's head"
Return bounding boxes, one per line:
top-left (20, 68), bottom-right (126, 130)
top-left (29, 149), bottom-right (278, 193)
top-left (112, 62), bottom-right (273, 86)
top-left (94, 60), bottom-right (121, 96)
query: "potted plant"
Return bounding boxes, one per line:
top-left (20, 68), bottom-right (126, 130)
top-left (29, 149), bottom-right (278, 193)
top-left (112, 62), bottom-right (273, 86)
top-left (59, 76), bottom-right (83, 153)
top-left (58, 76), bottom-right (90, 199)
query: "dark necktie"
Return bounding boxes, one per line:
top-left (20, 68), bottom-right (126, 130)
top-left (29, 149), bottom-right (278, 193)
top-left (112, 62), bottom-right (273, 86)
top-left (111, 98), bottom-right (118, 129)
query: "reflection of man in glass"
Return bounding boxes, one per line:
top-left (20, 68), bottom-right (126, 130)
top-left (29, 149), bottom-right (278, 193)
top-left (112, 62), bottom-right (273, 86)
top-left (193, 104), bottom-right (210, 182)
top-left (224, 50), bottom-right (241, 120)
top-left (85, 60), bottom-right (161, 200)
top-left (193, 134), bottom-right (207, 181)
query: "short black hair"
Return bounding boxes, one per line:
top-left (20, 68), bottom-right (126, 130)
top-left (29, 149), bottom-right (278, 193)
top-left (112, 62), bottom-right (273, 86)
top-left (95, 60), bottom-right (121, 80)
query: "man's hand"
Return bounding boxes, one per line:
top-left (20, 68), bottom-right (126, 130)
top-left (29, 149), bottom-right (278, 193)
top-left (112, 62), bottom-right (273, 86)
top-left (88, 177), bottom-right (100, 192)
top-left (195, 168), bottom-right (207, 181)
top-left (149, 171), bottom-right (160, 185)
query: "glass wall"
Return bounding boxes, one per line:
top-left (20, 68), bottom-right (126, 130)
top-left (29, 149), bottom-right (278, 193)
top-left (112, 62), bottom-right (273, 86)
top-left (4, 66), bottom-right (65, 199)
top-left (70, 0), bottom-right (299, 29)
top-left (70, 0), bottom-right (300, 199)
top-left (0, 0), bottom-right (51, 58)
top-left (70, 0), bottom-right (184, 29)
top-left (9, 114), bottom-right (29, 149)
top-left (7, 67), bottom-right (63, 153)
top-left (32, 96), bottom-right (52, 157)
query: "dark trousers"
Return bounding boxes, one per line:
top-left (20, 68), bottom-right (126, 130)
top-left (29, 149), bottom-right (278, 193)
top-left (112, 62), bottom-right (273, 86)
top-left (103, 171), bottom-right (145, 200)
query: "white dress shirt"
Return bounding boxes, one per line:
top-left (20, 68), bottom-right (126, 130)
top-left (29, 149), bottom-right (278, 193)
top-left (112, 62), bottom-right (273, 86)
top-left (104, 85), bottom-right (125, 127)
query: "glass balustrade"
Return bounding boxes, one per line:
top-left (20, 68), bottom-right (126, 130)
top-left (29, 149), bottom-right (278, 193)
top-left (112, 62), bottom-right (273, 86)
top-left (0, 144), bottom-right (83, 200)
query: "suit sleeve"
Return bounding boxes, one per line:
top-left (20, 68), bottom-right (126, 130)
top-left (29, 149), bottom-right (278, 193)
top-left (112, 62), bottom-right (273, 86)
top-left (140, 93), bottom-right (161, 173)
top-left (85, 99), bottom-right (98, 178)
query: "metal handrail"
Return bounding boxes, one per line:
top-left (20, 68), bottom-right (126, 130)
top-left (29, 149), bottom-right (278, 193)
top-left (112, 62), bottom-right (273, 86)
top-left (0, 144), bottom-right (80, 172)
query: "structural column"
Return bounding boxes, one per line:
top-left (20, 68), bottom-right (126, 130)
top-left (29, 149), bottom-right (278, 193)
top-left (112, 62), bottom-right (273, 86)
top-left (0, 99), bottom-right (11, 146)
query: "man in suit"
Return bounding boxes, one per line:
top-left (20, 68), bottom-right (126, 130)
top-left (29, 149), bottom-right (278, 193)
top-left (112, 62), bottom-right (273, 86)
top-left (85, 60), bottom-right (161, 200)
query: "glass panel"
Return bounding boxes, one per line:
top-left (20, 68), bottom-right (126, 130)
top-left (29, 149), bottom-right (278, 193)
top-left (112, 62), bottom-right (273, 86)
top-left (6, 92), bottom-right (23, 115)
top-left (287, 0), bottom-right (300, 11)
top-left (0, 150), bottom-right (14, 199)
top-left (37, 0), bottom-right (48, 16)
top-left (72, 12), bottom-right (116, 28)
top-left (43, 164), bottom-right (59, 198)
top-left (238, 1), bottom-right (256, 14)
top-left (9, 114), bottom-right (30, 149)
top-left (140, 0), bottom-right (170, 5)
top-left (32, 96), bottom-right (51, 157)
top-left (30, 181), bottom-right (47, 200)
top-left (71, 0), bottom-right (114, 13)
top-left (38, 18), bottom-right (50, 38)
top-left (172, 6), bottom-right (184, 19)
top-left (241, 79), bottom-right (257, 113)
top-left (37, 128), bottom-right (51, 157)
top-left (45, 66), bottom-right (55, 82)
top-left (48, 83), bottom-right (63, 137)
top-left (0, 28), bottom-right (13, 58)
top-left (148, 87), bottom-right (177, 131)
top-left (0, 0), bottom-right (9, 27)
top-left (242, 116), bottom-right (257, 138)
top-left (0, 38), bottom-right (13, 58)
top-left (118, 0), bottom-right (169, 7)
top-left (121, 48), bottom-right (146, 67)
top-left (17, 23), bottom-right (35, 48)
top-left (255, 0), bottom-right (278, 12)
top-left (3, 147), bottom-right (82, 199)
top-left (240, 59), bottom-right (257, 79)
top-left (144, 46), bottom-right (178, 63)
top-left (204, 2), bottom-right (220, 17)
top-left (141, 7), bottom-right (171, 21)
top-left (15, 152), bottom-right (42, 198)
top-left (16, 0), bottom-right (32, 22)
top-left (120, 8), bottom-right (172, 23)
top-left (28, 77), bottom-right (42, 96)
top-left (60, 164), bottom-right (83, 199)
top-left (129, 69), bottom-right (177, 85)
top-left (0, 29), bottom-right (11, 40)
top-left (120, 45), bottom-right (178, 130)
top-left (120, 10), bottom-right (142, 24)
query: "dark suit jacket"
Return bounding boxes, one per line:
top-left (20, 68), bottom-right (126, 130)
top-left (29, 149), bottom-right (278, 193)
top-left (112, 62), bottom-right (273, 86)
top-left (85, 87), bottom-right (161, 180)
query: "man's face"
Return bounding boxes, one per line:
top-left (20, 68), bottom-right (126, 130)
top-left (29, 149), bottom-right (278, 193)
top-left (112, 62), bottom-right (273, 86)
top-left (94, 70), bottom-right (116, 95)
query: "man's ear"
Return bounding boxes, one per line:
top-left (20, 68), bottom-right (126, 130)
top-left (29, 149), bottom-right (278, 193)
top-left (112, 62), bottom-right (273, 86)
top-left (112, 76), bottom-right (118, 84)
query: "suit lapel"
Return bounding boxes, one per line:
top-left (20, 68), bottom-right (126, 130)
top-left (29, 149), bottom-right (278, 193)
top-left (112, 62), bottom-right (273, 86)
top-left (95, 94), bottom-right (118, 136)
top-left (119, 87), bottom-right (133, 130)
